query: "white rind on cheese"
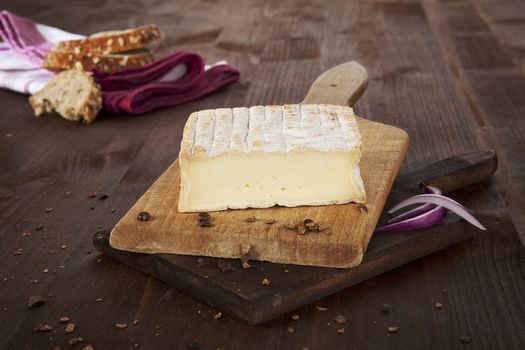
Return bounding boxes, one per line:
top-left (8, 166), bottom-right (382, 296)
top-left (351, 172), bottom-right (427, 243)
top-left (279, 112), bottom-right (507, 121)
top-left (179, 104), bottom-right (366, 212)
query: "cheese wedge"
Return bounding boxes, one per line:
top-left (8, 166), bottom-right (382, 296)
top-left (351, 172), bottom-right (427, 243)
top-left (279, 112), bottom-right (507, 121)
top-left (178, 104), bottom-right (366, 212)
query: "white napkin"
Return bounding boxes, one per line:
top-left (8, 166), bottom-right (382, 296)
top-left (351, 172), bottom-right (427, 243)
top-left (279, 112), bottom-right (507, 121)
top-left (0, 10), bottom-right (83, 94)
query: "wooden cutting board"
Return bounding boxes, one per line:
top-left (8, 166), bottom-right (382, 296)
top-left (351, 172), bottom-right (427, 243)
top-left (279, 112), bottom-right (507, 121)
top-left (95, 150), bottom-right (498, 325)
top-left (109, 62), bottom-right (410, 268)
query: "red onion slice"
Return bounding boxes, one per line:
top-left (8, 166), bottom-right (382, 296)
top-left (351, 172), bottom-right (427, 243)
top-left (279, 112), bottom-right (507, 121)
top-left (387, 203), bottom-right (435, 224)
top-left (388, 194), bottom-right (486, 230)
top-left (375, 205), bottom-right (447, 233)
top-left (387, 185), bottom-right (442, 224)
top-left (423, 185), bottom-right (442, 195)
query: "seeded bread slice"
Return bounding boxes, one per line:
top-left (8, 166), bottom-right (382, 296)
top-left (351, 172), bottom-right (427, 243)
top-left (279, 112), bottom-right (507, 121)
top-left (43, 48), bottom-right (154, 73)
top-left (29, 70), bottom-right (102, 124)
top-left (52, 24), bottom-right (163, 55)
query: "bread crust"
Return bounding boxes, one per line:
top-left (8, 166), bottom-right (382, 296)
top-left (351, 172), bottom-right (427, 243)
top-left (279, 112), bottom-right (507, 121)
top-left (52, 24), bottom-right (163, 55)
top-left (29, 70), bottom-right (102, 124)
top-left (43, 48), bottom-right (154, 73)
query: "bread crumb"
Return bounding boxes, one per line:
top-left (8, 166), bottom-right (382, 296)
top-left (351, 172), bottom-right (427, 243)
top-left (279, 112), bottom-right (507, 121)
top-left (65, 323), bottom-right (75, 333)
top-left (335, 315), bottom-right (346, 324)
top-left (387, 326), bottom-right (399, 334)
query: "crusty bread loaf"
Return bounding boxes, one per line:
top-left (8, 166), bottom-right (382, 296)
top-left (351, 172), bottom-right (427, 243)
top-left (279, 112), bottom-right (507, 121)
top-left (29, 70), bottom-right (102, 124)
top-left (43, 48), bottom-right (154, 73)
top-left (52, 24), bottom-right (163, 55)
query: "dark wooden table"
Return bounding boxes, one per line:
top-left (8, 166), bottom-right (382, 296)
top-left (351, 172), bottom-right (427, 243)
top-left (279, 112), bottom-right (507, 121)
top-left (1, 0), bottom-right (524, 349)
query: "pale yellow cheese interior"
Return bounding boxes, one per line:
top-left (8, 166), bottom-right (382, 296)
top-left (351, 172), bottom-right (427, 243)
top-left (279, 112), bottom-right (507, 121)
top-left (179, 151), bottom-right (365, 212)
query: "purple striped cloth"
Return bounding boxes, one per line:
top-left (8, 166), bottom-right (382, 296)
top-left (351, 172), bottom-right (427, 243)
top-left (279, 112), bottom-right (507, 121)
top-left (0, 10), bottom-right (83, 94)
top-left (0, 11), bottom-right (240, 116)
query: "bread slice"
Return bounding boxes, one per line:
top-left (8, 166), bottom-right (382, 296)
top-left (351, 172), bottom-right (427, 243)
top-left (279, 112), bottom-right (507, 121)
top-left (43, 48), bottom-right (154, 73)
top-left (29, 70), bottom-right (102, 124)
top-left (52, 24), bottom-right (163, 55)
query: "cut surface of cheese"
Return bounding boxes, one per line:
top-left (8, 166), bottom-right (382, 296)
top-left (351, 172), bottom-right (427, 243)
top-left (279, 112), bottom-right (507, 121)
top-left (178, 104), bottom-right (366, 212)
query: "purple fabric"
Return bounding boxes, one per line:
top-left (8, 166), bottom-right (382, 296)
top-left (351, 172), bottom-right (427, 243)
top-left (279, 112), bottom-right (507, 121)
top-left (0, 10), bottom-right (51, 63)
top-left (93, 51), bottom-right (241, 115)
top-left (0, 11), bottom-right (241, 113)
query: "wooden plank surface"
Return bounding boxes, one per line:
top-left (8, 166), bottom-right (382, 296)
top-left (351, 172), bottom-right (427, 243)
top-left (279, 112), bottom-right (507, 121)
top-left (0, 0), bottom-right (524, 349)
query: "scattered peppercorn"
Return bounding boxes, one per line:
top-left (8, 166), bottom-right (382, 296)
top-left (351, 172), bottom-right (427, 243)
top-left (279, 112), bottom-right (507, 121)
top-left (284, 219), bottom-right (327, 235)
top-left (357, 203), bottom-right (368, 212)
top-left (137, 211), bottom-right (151, 222)
top-left (381, 303), bottom-right (392, 314)
top-left (304, 219), bottom-right (318, 230)
top-left (217, 260), bottom-right (234, 272)
top-left (68, 337), bottom-right (83, 347)
top-left (33, 324), bottom-right (54, 332)
top-left (459, 336), bottom-right (472, 344)
top-left (198, 212), bottom-right (212, 227)
top-left (27, 295), bottom-right (45, 308)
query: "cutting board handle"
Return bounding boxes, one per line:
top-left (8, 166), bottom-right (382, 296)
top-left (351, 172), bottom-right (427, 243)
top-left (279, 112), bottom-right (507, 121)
top-left (301, 61), bottom-right (368, 106)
